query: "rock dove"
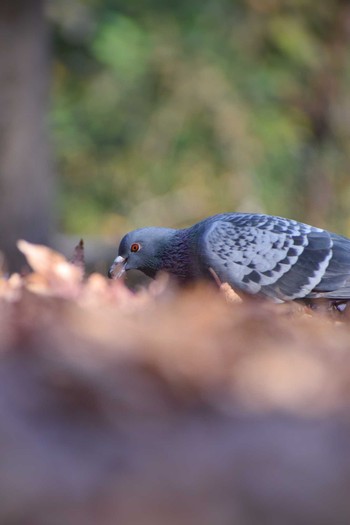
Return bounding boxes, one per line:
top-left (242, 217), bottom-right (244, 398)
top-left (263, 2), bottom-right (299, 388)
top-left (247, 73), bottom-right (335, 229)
top-left (108, 213), bottom-right (350, 303)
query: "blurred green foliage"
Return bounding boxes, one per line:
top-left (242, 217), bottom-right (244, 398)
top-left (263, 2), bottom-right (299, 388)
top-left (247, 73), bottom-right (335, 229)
top-left (49, 0), bottom-right (350, 236)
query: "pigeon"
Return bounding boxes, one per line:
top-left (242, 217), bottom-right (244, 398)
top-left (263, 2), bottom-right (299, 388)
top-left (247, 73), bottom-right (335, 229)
top-left (108, 213), bottom-right (350, 303)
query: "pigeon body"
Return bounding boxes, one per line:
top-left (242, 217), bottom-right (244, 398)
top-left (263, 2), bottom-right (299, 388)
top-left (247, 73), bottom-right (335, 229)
top-left (108, 213), bottom-right (350, 303)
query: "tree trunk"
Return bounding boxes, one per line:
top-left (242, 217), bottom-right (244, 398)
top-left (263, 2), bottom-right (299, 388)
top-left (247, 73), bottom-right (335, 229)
top-left (0, 0), bottom-right (53, 272)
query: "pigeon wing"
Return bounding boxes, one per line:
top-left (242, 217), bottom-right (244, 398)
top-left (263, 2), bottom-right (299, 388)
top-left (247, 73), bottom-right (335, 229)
top-left (200, 215), bottom-right (334, 302)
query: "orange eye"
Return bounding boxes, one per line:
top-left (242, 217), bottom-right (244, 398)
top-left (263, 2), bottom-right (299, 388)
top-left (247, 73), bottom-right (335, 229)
top-left (130, 243), bottom-right (140, 253)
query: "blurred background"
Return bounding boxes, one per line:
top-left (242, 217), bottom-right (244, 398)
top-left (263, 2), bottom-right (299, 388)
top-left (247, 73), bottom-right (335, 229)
top-left (1, 0), bottom-right (350, 270)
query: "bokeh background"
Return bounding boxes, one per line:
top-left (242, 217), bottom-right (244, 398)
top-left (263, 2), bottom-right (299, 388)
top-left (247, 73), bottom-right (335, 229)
top-left (1, 0), bottom-right (350, 270)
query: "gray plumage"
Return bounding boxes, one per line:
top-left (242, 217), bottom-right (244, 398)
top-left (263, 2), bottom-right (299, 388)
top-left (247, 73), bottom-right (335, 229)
top-left (108, 213), bottom-right (350, 303)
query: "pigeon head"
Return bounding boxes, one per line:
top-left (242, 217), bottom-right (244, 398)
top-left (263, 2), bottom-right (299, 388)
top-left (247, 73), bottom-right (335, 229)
top-left (108, 227), bottom-right (176, 279)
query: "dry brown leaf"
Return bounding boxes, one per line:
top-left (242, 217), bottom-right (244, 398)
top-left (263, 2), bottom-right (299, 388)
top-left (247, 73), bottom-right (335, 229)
top-left (220, 282), bottom-right (242, 303)
top-left (17, 240), bottom-right (83, 296)
top-left (70, 238), bottom-right (85, 272)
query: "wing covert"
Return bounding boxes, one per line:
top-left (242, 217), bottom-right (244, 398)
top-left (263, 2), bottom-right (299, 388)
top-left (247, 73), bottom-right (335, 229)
top-left (201, 217), bottom-right (332, 301)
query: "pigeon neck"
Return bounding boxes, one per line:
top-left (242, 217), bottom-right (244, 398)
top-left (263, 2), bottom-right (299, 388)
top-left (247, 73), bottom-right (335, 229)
top-left (159, 228), bottom-right (196, 283)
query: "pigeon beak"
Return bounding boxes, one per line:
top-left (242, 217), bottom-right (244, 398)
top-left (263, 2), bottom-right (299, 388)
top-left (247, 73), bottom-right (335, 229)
top-left (108, 255), bottom-right (127, 279)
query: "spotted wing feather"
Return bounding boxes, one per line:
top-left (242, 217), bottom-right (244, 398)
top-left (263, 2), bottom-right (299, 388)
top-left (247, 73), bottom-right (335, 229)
top-left (200, 214), bottom-right (337, 302)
